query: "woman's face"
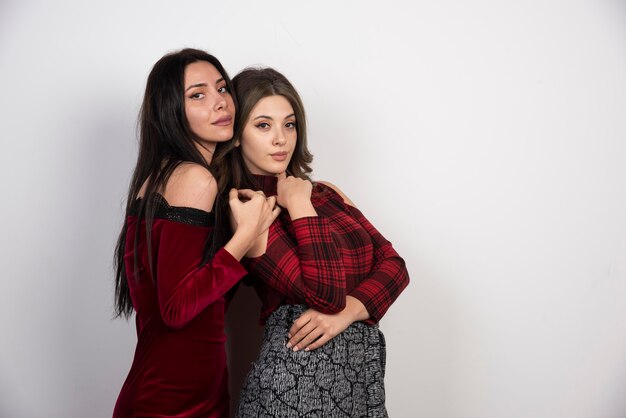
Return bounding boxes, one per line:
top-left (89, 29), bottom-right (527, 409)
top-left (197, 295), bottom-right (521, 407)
top-left (184, 61), bottom-right (235, 144)
top-left (239, 95), bottom-right (297, 176)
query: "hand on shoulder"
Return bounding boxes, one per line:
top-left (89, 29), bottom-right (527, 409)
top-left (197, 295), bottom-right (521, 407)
top-left (162, 163), bottom-right (217, 212)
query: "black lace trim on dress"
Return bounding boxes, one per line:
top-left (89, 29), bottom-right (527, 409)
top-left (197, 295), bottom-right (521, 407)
top-left (131, 193), bottom-right (214, 227)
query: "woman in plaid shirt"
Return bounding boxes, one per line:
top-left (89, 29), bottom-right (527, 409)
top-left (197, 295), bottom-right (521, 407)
top-left (217, 67), bottom-right (410, 417)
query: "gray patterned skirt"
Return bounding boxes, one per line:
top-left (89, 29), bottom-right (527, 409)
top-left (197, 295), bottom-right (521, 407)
top-left (236, 305), bottom-right (388, 417)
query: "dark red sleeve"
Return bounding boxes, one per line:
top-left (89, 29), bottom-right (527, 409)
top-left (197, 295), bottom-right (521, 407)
top-left (346, 206), bottom-right (410, 324)
top-left (245, 216), bottom-right (347, 314)
top-left (155, 219), bottom-right (248, 329)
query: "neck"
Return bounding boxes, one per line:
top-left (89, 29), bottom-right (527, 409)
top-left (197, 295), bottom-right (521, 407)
top-left (196, 142), bottom-right (217, 164)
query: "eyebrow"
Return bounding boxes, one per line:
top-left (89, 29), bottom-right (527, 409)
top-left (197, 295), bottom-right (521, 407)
top-left (253, 113), bottom-right (296, 121)
top-left (184, 77), bottom-right (225, 92)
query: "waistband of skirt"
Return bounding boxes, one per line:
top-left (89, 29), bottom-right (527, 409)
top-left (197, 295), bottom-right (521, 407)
top-left (265, 304), bottom-right (379, 331)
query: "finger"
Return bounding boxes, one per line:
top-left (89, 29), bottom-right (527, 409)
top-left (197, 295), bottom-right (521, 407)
top-left (304, 333), bottom-right (333, 351)
top-left (296, 328), bottom-right (325, 352)
top-left (237, 189), bottom-right (258, 200)
top-left (293, 327), bottom-right (324, 351)
top-left (270, 206), bottom-right (281, 221)
top-left (288, 312), bottom-right (312, 338)
top-left (228, 188), bottom-right (239, 201)
top-left (277, 172), bottom-right (287, 181)
top-left (287, 317), bottom-right (313, 347)
top-left (266, 195), bottom-right (277, 209)
top-left (262, 207), bottom-right (281, 232)
top-left (288, 322), bottom-right (317, 351)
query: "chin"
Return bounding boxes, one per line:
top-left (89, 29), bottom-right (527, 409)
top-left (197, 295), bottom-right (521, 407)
top-left (214, 137), bottom-right (233, 143)
top-left (270, 163), bottom-right (289, 174)
top-left (209, 127), bottom-right (234, 142)
top-left (215, 133), bottom-right (234, 143)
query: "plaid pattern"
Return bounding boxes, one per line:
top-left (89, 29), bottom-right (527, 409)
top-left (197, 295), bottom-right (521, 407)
top-left (245, 177), bottom-right (410, 324)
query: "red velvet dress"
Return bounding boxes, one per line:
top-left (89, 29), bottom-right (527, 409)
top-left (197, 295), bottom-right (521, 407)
top-left (113, 195), bottom-right (247, 418)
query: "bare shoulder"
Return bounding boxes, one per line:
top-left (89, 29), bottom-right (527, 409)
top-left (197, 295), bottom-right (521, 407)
top-left (162, 163), bottom-right (218, 212)
top-left (316, 180), bottom-right (357, 207)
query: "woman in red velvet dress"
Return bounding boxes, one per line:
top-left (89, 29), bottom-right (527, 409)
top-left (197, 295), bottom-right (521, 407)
top-left (218, 68), bottom-right (410, 417)
top-left (112, 49), bottom-right (280, 418)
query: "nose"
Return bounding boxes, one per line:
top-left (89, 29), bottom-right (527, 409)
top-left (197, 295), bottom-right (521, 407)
top-left (213, 92), bottom-right (226, 111)
top-left (273, 129), bottom-right (287, 146)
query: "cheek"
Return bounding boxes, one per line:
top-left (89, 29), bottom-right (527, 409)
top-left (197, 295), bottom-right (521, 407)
top-left (241, 140), bottom-right (263, 161)
top-left (240, 129), bottom-right (262, 154)
top-left (186, 108), bottom-right (201, 128)
top-left (289, 132), bottom-right (298, 146)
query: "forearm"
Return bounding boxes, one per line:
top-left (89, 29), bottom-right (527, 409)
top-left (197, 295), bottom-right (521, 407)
top-left (345, 205), bottom-right (410, 323)
top-left (291, 216), bottom-right (346, 311)
top-left (223, 227), bottom-right (256, 261)
top-left (247, 214), bottom-right (347, 312)
top-left (157, 222), bottom-right (248, 328)
top-left (349, 252), bottom-right (410, 323)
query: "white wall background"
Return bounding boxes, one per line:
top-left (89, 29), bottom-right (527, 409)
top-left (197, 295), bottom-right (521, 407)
top-left (1, 0), bottom-right (625, 417)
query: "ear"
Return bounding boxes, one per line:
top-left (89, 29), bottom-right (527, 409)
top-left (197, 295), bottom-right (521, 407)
top-left (234, 139), bottom-right (240, 147)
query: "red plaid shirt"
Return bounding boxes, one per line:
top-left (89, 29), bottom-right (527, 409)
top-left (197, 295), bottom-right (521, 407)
top-left (244, 176), bottom-right (410, 325)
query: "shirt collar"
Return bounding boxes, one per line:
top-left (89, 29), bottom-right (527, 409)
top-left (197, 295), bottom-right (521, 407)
top-left (252, 174), bottom-right (278, 197)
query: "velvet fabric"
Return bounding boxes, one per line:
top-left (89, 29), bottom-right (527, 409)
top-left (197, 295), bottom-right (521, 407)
top-left (113, 197), bottom-right (247, 418)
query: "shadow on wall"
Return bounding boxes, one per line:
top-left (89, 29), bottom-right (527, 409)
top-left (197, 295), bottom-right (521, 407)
top-left (226, 283), bottom-right (264, 416)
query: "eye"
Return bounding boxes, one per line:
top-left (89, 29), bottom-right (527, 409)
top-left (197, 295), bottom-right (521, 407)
top-left (217, 86), bottom-right (229, 94)
top-left (256, 122), bottom-right (270, 129)
top-left (285, 121), bottom-right (296, 129)
top-left (189, 92), bottom-right (205, 100)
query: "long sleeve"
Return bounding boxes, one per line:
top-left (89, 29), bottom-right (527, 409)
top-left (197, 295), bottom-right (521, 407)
top-left (245, 215), bottom-right (347, 314)
top-left (155, 219), bottom-right (247, 329)
top-left (346, 206), bottom-right (410, 324)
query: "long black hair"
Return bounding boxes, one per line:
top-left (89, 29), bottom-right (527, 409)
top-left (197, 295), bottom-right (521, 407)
top-left (114, 48), bottom-right (236, 319)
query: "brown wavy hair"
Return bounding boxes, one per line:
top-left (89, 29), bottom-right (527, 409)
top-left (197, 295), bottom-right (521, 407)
top-left (213, 67), bottom-right (313, 192)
